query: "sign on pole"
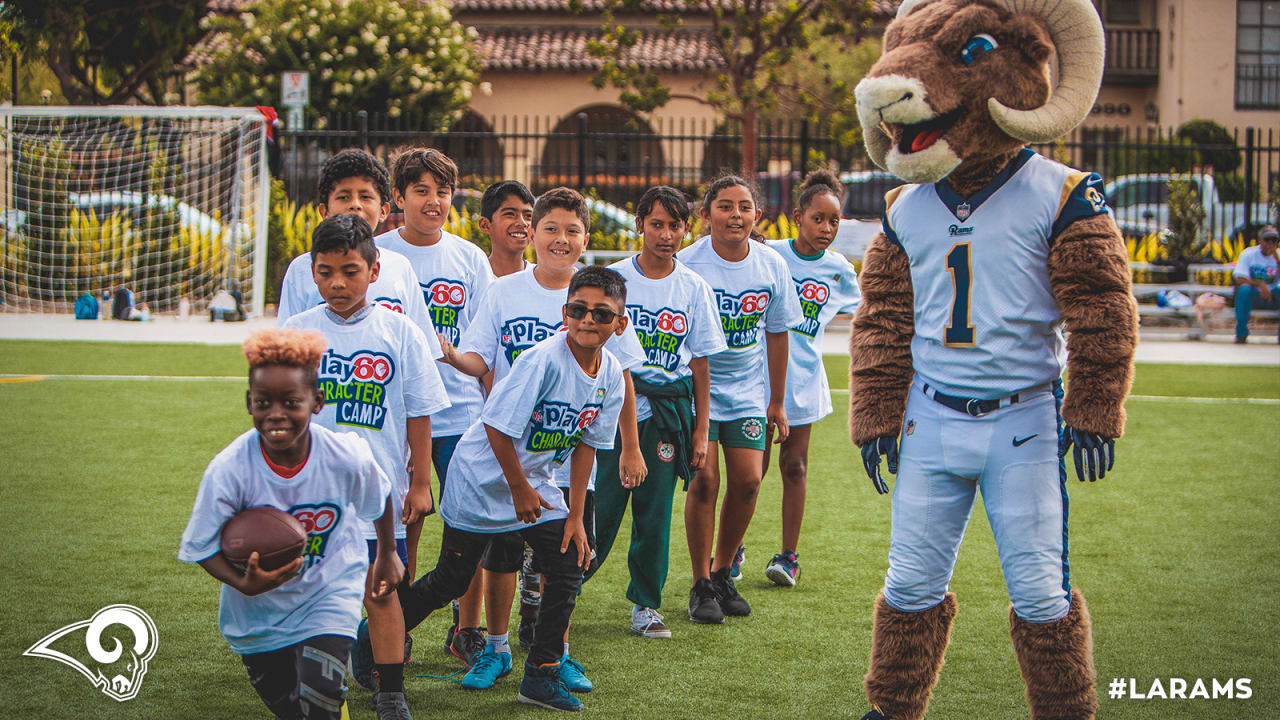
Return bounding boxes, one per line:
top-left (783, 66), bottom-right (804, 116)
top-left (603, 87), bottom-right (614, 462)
top-left (281, 72), bottom-right (309, 107)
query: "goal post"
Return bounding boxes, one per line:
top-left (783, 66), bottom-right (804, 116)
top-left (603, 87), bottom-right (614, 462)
top-left (0, 105), bottom-right (271, 317)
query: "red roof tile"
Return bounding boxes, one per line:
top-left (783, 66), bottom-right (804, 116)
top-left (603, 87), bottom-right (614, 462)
top-left (475, 27), bottom-right (719, 72)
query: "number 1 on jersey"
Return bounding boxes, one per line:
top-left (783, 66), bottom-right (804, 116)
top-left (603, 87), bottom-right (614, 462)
top-left (944, 242), bottom-right (975, 346)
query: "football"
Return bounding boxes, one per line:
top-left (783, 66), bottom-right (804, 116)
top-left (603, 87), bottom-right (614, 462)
top-left (220, 506), bottom-right (307, 573)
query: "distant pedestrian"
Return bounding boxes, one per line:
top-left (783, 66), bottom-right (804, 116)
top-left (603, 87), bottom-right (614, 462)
top-left (1232, 225), bottom-right (1279, 343)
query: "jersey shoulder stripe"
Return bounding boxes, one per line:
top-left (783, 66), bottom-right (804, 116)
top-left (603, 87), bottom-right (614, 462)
top-left (1051, 169), bottom-right (1109, 240)
top-left (881, 184), bottom-right (909, 249)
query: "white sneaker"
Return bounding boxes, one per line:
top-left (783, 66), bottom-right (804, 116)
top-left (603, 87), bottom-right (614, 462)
top-left (631, 606), bottom-right (672, 639)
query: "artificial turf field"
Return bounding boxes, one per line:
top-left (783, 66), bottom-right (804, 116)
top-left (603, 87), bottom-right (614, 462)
top-left (1, 339), bottom-right (1277, 719)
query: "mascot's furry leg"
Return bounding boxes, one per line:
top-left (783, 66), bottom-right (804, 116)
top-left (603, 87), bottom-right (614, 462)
top-left (1009, 588), bottom-right (1097, 720)
top-left (863, 592), bottom-right (957, 720)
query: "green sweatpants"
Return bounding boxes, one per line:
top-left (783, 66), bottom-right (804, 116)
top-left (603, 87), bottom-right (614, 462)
top-left (589, 417), bottom-right (680, 610)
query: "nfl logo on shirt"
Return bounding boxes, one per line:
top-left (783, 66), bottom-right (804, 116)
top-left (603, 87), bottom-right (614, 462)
top-left (956, 202), bottom-right (971, 221)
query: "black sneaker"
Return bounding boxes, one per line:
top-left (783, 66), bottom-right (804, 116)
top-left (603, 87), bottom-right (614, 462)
top-left (687, 578), bottom-right (725, 624)
top-left (517, 615), bottom-right (535, 650)
top-left (443, 601), bottom-right (460, 655)
top-left (373, 690), bottom-right (413, 720)
top-left (711, 567), bottom-right (751, 617)
top-left (449, 626), bottom-right (486, 665)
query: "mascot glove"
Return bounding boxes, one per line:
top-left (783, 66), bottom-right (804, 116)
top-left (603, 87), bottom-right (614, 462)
top-left (860, 436), bottom-right (899, 495)
top-left (1062, 426), bottom-right (1115, 482)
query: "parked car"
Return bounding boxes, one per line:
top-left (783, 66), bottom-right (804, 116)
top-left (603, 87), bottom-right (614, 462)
top-left (1, 192), bottom-right (251, 244)
top-left (828, 171), bottom-right (904, 260)
top-left (1103, 174), bottom-right (1272, 240)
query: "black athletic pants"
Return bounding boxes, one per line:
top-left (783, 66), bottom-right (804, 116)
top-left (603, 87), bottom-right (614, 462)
top-left (240, 634), bottom-right (352, 720)
top-left (398, 519), bottom-right (583, 666)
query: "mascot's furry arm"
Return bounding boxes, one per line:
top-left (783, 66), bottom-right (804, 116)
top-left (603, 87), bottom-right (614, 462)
top-left (848, 233), bottom-right (914, 446)
top-left (1049, 213), bottom-right (1138, 438)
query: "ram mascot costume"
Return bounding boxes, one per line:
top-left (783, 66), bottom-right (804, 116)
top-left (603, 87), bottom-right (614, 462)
top-left (849, 0), bottom-right (1137, 718)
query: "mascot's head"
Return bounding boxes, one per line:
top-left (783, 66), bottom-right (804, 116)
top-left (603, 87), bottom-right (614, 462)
top-left (855, 0), bottom-right (1104, 184)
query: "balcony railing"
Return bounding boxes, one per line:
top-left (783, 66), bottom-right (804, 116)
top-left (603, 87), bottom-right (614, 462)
top-left (1104, 28), bottom-right (1159, 85)
top-left (1236, 64), bottom-right (1280, 110)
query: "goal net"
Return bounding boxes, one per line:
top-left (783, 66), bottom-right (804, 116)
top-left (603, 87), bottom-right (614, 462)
top-left (0, 106), bottom-right (270, 317)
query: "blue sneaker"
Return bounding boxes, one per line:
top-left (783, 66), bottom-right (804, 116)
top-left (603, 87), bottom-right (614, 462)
top-left (558, 654), bottom-right (593, 693)
top-left (460, 648), bottom-right (512, 690)
top-left (766, 551), bottom-right (801, 588)
top-left (518, 661), bottom-right (584, 712)
top-left (350, 618), bottom-right (375, 690)
top-left (730, 545), bottom-right (746, 583)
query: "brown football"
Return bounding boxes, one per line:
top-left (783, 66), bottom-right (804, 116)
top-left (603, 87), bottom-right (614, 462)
top-left (220, 506), bottom-right (307, 572)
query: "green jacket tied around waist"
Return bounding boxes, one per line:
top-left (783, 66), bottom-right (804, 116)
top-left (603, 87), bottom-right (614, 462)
top-left (632, 375), bottom-right (696, 489)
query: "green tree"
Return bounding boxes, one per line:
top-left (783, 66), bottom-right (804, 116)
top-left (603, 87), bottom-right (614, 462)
top-left (1164, 177), bottom-right (1206, 268)
top-left (195, 0), bottom-right (481, 124)
top-left (6, 0), bottom-right (213, 104)
top-left (586, 0), bottom-right (875, 178)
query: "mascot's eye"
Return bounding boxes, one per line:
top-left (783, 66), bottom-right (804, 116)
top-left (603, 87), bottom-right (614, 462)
top-left (960, 33), bottom-right (998, 65)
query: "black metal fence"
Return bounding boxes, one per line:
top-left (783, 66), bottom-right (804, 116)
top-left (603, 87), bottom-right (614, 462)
top-left (279, 113), bottom-right (1279, 238)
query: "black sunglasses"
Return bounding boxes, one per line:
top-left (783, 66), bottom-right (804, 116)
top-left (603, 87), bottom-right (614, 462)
top-left (564, 303), bottom-right (622, 324)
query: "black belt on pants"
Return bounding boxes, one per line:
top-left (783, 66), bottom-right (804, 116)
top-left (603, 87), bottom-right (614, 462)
top-left (920, 383), bottom-right (1024, 417)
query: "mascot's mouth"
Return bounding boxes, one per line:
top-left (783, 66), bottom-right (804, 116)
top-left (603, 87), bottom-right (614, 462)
top-left (885, 109), bottom-right (962, 155)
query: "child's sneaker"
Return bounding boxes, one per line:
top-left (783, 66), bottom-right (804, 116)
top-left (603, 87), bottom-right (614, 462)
top-left (449, 626), bottom-right (486, 665)
top-left (707, 545), bottom-right (746, 583)
top-left (558, 654), bottom-right (593, 692)
top-left (460, 647), bottom-right (513, 690)
top-left (350, 618), bottom-right (376, 690)
top-left (687, 578), bottom-right (725, 624)
top-left (518, 661), bottom-right (584, 712)
top-left (372, 690), bottom-right (413, 720)
top-left (711, 567), bottom-right (751, 617)
top-left (765, 551), bottom-right (801, 588)
top-left (630, 606), bottom-right (672, 638)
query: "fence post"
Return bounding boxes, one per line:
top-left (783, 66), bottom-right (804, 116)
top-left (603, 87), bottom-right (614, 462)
top-left (577, 112), bottom-right (588, 189)
top-left (799, 119), bottom-right (810, 174)
top-left (1244, 127), bottom-right (1255, 236)
top-left (358, 110), bottom-right (369, 151)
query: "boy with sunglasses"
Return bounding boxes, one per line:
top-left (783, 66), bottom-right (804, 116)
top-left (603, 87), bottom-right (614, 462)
top-left (358, 266), bottom-right (631, 712)
top-left (436, 187), bottom-right (647, 693)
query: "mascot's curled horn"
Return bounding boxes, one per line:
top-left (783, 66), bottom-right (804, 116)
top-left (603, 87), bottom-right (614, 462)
top-left (849, 0), bottom-right (1136, 718)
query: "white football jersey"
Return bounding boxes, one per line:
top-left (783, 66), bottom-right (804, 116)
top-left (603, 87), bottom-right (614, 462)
top-left (882, 149), bottom-right (1110, 398)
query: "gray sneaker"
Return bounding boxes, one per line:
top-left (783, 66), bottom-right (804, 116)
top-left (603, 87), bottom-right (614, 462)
top-left (373, 691), bottom-right (412, 720)
top-left (631, 606), bottom-right (672, 638)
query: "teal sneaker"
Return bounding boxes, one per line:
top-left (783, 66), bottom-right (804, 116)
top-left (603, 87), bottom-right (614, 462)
top-left (350, 618), bottom-right (375, 690)
top-left (460, 648), bottom-right (512, 690)
top-left (518, 661), bottom-right (584, 712)
top-left (558, 654), bottom-right (593, 693)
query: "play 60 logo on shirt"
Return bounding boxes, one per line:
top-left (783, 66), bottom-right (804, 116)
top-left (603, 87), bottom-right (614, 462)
top-left (288, 502), bottom-right (342, 570)
top-left (628, 305), bottom-right (689, 372)
top-left (716, 289), bottom-right (771, 348)
top-left (528, 399), bottom-right (604, 464)
top-left (318, 349), bottom-right (395, 430)
top-left (424, 278), bottom-right (467, 345)
top-left (501, 317), bottom-right (560, 365)
top-left (791, 279), bottom-right (830, 338)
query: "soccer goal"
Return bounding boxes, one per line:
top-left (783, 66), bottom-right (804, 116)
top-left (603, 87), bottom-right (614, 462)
top-left (0, 106), bottom-right (270, 317)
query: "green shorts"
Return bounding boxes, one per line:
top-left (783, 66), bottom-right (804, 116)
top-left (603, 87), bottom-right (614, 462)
top-left (707, 417), bottom-right (768, 450)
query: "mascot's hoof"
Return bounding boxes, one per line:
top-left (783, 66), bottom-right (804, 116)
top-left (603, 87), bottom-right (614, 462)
top-left (864, 592), bottom-right (958, 720)
top-left (1009, 587), bottom-right (1097, 720)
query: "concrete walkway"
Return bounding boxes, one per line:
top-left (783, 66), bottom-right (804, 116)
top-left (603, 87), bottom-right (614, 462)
top-left (2, 313), bottom-right (1277, 366)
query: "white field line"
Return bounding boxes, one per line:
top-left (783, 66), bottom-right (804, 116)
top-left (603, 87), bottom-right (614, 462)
top-left (827, 389), bottom-right (1280, 405)
top-left (0, 373), bottom-right (242, 382)
top-left (3, 376), bottom-right (1277, 405)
